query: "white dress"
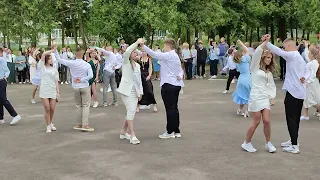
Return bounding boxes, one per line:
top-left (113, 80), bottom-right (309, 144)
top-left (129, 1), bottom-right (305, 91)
top-left (38, 61), bottom-right (59, 99)
top-left (304, 60), bottom-right (320, 108)
top-left (248, 46), bottom-right (276, 112)
top-left (28, 56), bottom-right (37, 81)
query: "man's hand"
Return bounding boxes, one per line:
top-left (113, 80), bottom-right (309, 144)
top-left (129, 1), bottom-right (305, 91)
top-left (300, 77), bottom-right (306, 83)
top-left (265, 34), bottom-right (271, 42)
top-left (137, 38), bottom-right (144, 44)
top-left (74, 77), bottom-right (81, 84)
top-left (112, 66), bottom-right (116, 70)
top-left (177, 76), bottom-right (182, 81)
top-left (270, 98), bottom-right (275, 106)
top-left (4, 76), bottom-right (7, 81)
top-left (261, 35), bottom-right (266, 42)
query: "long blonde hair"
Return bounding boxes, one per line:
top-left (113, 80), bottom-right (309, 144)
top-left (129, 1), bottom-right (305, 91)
top-left (260, 50), bottom-right (276, 73)
top-left (309, 46), bottom-right (320, 79)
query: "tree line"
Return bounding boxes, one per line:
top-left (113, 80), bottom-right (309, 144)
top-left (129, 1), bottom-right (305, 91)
top-left (0, 0), bottom-right (319, 49)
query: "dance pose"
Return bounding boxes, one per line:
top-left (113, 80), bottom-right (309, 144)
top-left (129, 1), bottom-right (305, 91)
top-left (0, 48), bottom-right (22, 125)
top-left (232, 40), bottom-right (251, 118)
top-left (141, 38), bottom-right (184, 139)
top-left (38, 48), bottom-right (60, 133)
top-left (54, 47), bottom-right (94, 132)
top-left (137, 49), bottom-right (157, 112)
top-left (300, 42), bottom-right (320, 120)
top-left (29, 48), bottom-right (39, 104)
top-left (86, 49), bottom-right (100, 108)
top-left (96, 46), bottom-right (120, 107)
top-left (118, 38), bottom-right (144, 145)
top-left (241, 37), bottom-right (277, 153)
top-left (265, 35), bottom-right (310, 154)
top-left (222, 48), bottom-right (239, 94)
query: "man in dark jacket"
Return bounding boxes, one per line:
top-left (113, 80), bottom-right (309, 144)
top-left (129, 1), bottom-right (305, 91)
top-left (197, 41), bottom-right (207, 78)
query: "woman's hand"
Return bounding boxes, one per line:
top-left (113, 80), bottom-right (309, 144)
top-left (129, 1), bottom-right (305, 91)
top-left (270, 98), bottom-right (275, 106)
top-left (146, 75), bottom-right (151, 81)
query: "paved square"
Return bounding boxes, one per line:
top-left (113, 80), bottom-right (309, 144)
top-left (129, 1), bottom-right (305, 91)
top-left (2, 79), bottom-right (320, 180)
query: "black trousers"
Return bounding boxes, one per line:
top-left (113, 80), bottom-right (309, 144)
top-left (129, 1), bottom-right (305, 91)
top-left (17, 68), bottom-right (26, 83)
top-left (184, 61), bottom-right (193, 80)
top-left (284, 92), bottom-right (303, 145)
top-left (0, 80), bottom-right (18, 120)
top-left (197, 61), bottom-right (206, 76)
top-left (161, 83), bottom-right (181, 134)
top-left (280, 57), bottom-right (286, 80)
top-left (115, 69), bottom-right (121, 88)
top-left (60, 65), bottom-right (68, 82)
top-left (226, 69), bottom-right (240, 90)
top-left (209, 60), bottom-right (218, 76)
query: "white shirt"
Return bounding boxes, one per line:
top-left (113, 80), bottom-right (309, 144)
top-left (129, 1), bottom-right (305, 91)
top-left (54, 51), bottom-right (93, 89)
top-left (97, 48), bottom-right (121, 73)
top-left (115, 53), bottom-right (123, 69)
top-left (6, 54), bottom-right (16, 63)
top-left (51, 53), bottom-right (59, 69)
top-left (144, 46), bottom-right (184, 87)
top-left (267, 42), bottom-right (310, 99)
top-left (222, 55), bottom-right (236, 72)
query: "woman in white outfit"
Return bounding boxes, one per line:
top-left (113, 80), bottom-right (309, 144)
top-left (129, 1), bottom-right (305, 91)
top-left (29, 49), bottom-right (40, 104)
top-left (241, 36), bottom-right (277, 153)
top-left (117, 38), bottom-right (144, 145)
top-left (39, 47), bottom-right (60, 133)
top-left (300, 42), bottom-right (320, 120)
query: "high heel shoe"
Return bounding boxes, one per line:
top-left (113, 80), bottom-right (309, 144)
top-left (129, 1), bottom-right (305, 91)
top-left (237, 108), bottom-right (242, 115)
top-left (243, 111), bottom-right (250, 118)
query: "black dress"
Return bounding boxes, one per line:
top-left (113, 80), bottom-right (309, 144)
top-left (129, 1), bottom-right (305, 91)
top-left (138, 58), bottom-right (157, 105)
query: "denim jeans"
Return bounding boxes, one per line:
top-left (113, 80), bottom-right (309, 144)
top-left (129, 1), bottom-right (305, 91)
top-left (219, 56), bottom-right (226, 69)
top-left (192, 64), bottom-right (197, 77)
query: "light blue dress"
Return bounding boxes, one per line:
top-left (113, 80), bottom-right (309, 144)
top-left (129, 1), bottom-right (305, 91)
top-left (232, 54), bottom-right (251, 104)
top-left (153, 58), bottom-right (160, 72)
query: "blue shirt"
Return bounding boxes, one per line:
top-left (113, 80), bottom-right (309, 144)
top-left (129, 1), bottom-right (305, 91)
top-left (0, 57), bottom-right (10, 79)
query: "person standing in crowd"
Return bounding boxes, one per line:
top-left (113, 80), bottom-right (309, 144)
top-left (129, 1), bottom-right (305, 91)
top-left (265, 35), bottom-right (310, 154)
top-left (95, 46), bottom-right (120, 107)
top-left (190, 45), bottom-right (197, 79)
top-left (114, 48), bottom-right (123, 88)
top-left (208, 41), bottom-right (220, 80)
top-left (221, 48), bottom-right (239, 94)
top-left (300, 42), bottom-right (320, 121)
top-left (54, 46), bottom-right (94, 132)
top-left (120, 39), bottom-right (128, 49)
top-left (181, 42), bottom-right (193, 80)
top-left (0, 48), bottom-right (22, 125)
top-left (15, 50), bottom-right (27, 84)
top-left (242, 36), bottom-right (277, 153)
top-left (218, 37), bottom-right (229, 73)
top-left (6, 48), bottom-right (16, 84)
top-left (232, 40), bottom-right (252, 118)
top-left (245, 42), bottom-right (255, 54)
top-left (197, 41), bottom-right (207, 78)
top-left (60, 47), bottom-right (69, 85)
top-left (66, 46), bottom-right (74, 84)
top-left (38, 48), bottom-right (60, 133)
top-left (118, 38), bottom-right (144, 145)
top-left (141, 38), bottom-right (184, 139)
top-left (86, 49), bottom-right (100, 108)
top-left (152, 45), bottom-right (161, 81)
top-left (137, 49), bottom-right (157, 113)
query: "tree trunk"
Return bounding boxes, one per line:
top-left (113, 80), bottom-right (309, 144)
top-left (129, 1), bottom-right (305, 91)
top-left (61, 23), bottom-right (65, 47)
top-left (3, 34), bottom-right (6, 46)
top-left (307, 31), bottom-right (310, 40)
top-left (249, 28), bottom-right (253, 46)
top-left (295, 22), bottom-right (298, 40)
top-left (290, 29), bottom-right (294, 38)
top-left (79, 15), bottom-right (87, 50)
top-left (146, 24), bottom-right (152, 46)
top-left (302, 30), bottom-right (305, 39)
top-left (186, 28), bottom-right (191, 45)
top-left (278, 16), bottom-right (286, 41)
top-left (245, 25), bottom-right (249, 42)
top-left (178, 27), bottom-right (182, 39)
top-left (48, 32), bottom-right (52, 47)
top-left (31, 33), bottom-right (37, 47)
top-left (257, 27), bottom-right (260, 42)
top-left (270, 17), bottom-right (274, 44)
top-left (71, 14), bottom-right (78, 46)
top-left (195, 27), bottom-right (199, 38)
top-left (150, 29), bottom-right (155, 48)
top-left (226, 28), bottom-right (231, 45)
top-left (19, 32), bottom-right (23, 50)
top-left (7, 34), bottom-right (11, 49)
top-left (265, 17), bottom-right (269, 34)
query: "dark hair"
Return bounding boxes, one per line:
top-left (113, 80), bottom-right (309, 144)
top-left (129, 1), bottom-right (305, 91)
top-left (76, 47), bottom-right (82, 52)
top-left (44, 55), bottom-right (52, 66)
top-left (227, 48), bottom-right (234, 55)
top-left (0, 48), bottom-right (3, 53)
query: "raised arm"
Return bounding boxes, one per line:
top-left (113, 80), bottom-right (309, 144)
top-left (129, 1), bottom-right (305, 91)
top-left (266, 42), bottom-right (293, 60)
top-left (96, 47), bottom-right (112, 57)
top-left (237, 40), bottom-right (250, 55)
top-left (142, 45), bottom-right (169, 62)
top-left (54, 50), bottom-right (72, 67)
top-left (250, 41), bottom-right (267, 72)
top-left (123, 39), bottom-right (141, 64)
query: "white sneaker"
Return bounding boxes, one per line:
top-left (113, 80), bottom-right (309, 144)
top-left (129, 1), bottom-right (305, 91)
top-left (159, 132), bottom-right (175, 139)
top-left (120, 133), bottom-right (130, 140)
top-left (103, 103), bottom-right (108, 107)
top-left (31, 99), bottom-right (36, 104)
top-left (283, 145), bottom-right (300, 154)
top-left (236, 108), bottom-right (242, 115)
top-left (231, 79), bottom-right (236, 84)
top-left (19, 82), bottom-right (22, 84)
top-left (175, 133), bottom-right (182, 138)
top-left (200, 76), bottom-right (203, 79)
top-left (203, 74), bottom-right (206, 78)
top-left (241, 141), bottom-right (257, 153)
top-left (92, 101), bottom-right (99, 108)
top-left (139, 105), bottom-right (150, 110)
top-left (46, 126), bottom-right (52, 133)
top-left (208, 76), bottom-right (214, 81)
top-left (265, 142), bottom-right (277, 153)
top-left (130, 136), bottom-right (140, 145)
top-left (213, 75), bottom-right (217, 78)
top-left (280, 140), bottom-right (300, 147)
top-left (109, 102), bottom-right (118, 106)
top-left (65, 82), bottom-right (69, 85)
top-left (153, 105), bottom-right (158, 112)
top-left (180, 89), bottom-right (184, 95)
top-left (50, 123), bottom-right (57, 131)
top-left (100, 88), bottom-right (103, 92)
top-left (10, 115), bottom-right (21, 125)
top-left (0, 120), bottom-right (4, 124)
top-left (300, 116), bottom-right (310, 121)
top-left (223, 90), bottom-right (228, 94)
top-left (243, 111), bottom-right (250, 118)
top-left (61, 82), bottom-right (64, 85)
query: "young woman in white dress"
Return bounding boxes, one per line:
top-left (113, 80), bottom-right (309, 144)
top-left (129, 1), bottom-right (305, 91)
top-left (300, 42), bottom-right (320, 120)
top-left (241, 36), bottom-right (277, 153)
top-left (117, 38), bottom-right (144, 145)
top-left (39, 47), bottom-right (60, 133)
top-left (29, 49), bottom-right (40, 104)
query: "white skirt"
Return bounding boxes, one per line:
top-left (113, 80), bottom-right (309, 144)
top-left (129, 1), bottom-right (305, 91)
top-left (121, 87), bottom-right (138, 120)
top-left (248, 98), bottom-right (271, 112)
top-left (304, 82), bottom-right (320, 108)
